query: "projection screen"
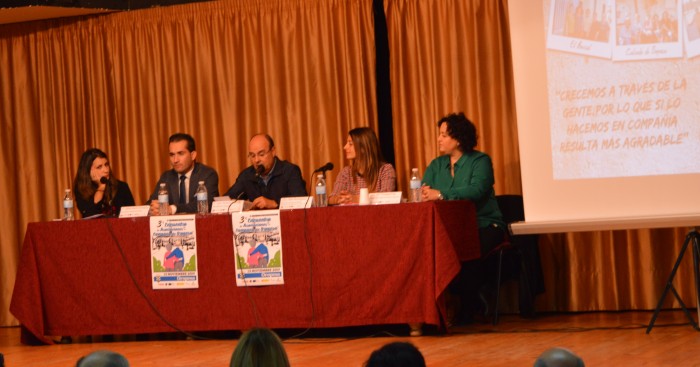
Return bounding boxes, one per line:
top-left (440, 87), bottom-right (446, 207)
top-left (507, 0), bottom-right (700, 234)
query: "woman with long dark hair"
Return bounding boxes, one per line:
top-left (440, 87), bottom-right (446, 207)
top-left (73, 148), bottom-right (135, 217)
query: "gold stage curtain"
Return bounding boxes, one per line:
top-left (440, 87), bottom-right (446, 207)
top-left (0, 0), bottom-right (696, 327)
top-left (384, 0), bottom-right (697, 314)
top-left (0, 0), bottom-right (376, 326)
top-left (384, 0), bottom-right (521, 195)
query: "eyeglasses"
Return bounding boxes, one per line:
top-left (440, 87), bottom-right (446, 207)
top-left (247, 150), bottom-right (270, 159)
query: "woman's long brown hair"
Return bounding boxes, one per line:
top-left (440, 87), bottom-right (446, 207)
top-left (349, 127), bottom-right (385, 192)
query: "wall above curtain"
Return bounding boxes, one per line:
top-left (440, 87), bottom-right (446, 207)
top-left (0, 0), bottom-right (216, 25)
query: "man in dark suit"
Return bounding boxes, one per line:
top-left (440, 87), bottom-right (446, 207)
top-left (225, 134), bottom-right (306, 209)
top-left (148, 133), bottom-right (219, 215)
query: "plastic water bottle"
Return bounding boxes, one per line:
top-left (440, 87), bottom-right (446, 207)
top-left (315, 174), bottom-right (327, 207)
top-left (196, 181), bottom-right (208, 214)
top-left (158, 183), bottom-right (169, 216)
top-left (410, 168), bottom-right (421, 203)
top-left (63, 189), bottom-right (74, 221)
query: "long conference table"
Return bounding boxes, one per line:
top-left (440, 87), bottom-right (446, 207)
top-left (10, 201), bottom-right (479, 344)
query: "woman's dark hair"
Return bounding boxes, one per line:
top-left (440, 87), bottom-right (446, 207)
top-left (365, 342), bottom-right (426, 367)
top-left (230, 328), bottom-right (290, 367)
top-left (437, 112), bottom-right (477, 153)
top-left (348, 127), bottom-right (385, 192)
top-left (73, 148), bottom-right (118, 202)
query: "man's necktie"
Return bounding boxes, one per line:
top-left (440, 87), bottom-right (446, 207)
top-left (179, 175), bottom-right (187, 204)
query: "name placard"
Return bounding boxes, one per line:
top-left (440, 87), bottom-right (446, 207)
top-left (119, 205), bottom-right (150, 218)
top-left (279, 196), bottom-right (314, 210)
top-left (211, 200), bottom-right (248, 213)
top-left (369, 192), bottom-right (403, 205)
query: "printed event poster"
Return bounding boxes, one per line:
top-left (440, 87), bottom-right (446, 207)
top-left (149, 215), bottom-right (199, 289)
top-left (231, 210), bottom-right (284, 287)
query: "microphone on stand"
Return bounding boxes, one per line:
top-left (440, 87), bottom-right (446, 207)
top-left (100, 176), bottom-right (113, 206)
top-left (313, 162), bottom-right (334, 173)
top-left (255, 165), bottom-right (266, 178)
top-left (254, 165), bottom-right (268, 195)
top-left (227, 191), bottom-right (248, 212)
top-left (232, 191), bottom-right (247, 201)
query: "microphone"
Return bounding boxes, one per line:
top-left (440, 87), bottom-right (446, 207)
top-left (99, 176), bottom-right (113, 207)
top-left (313, 162), bottom-right (334, 173)
top-left (255, 165), bottom-right (265, 178)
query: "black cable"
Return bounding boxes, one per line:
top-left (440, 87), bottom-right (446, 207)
top-left (226, 194), bottom-right (265, 329)
top-left (228, 196), bottom-right (318, 340)
top-left (283, 196), bottom-right (316, 340)
top-left (104, 218), bottom-right (211, 340)
top-left (233, 230), bottom-right (262, 327)
top-left (447, 321), bottom-right (694, 335)
top-left (308, 171), bottom-right (317, 202)
top-left (104, 204), bottom-right (408, 342)
top-left (283, 327), bottom-right (412, 343)
top-left (226, 191), bottom-right (247, 212)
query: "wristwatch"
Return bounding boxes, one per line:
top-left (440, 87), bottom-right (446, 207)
top-left (437, 192), bottom-right (444, 200)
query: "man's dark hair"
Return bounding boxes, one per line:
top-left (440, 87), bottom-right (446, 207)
top-left (76, 350), bottom-right (129, 367)
top-left (264, 134), bottom-right (275, 149)
top-left (534, 347), bottom-right (585, 367)
top-left (169, 133), bottom-right (196, 152)
top-left (365, 342), bottom-right (426, 367)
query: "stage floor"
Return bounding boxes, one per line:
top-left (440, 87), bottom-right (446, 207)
top-left (1, 311), bottom-right (698, 366)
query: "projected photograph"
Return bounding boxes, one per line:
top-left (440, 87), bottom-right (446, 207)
top-left (683, 0), bottom-right (700, 57)
top-left (544, 0), bottom-right (700, 180)
top-left (547, 0), bottom-right (614, 58)
top-left (613, 0), bottom-right (683, 60)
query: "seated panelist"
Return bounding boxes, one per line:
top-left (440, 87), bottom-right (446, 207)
top-left (421, 112), bottom-right (505, 326)
top-left (73, 148), bottom-right (135, 218)
top-left (421, 112), bottom-right (505, 253)
top-left (328, 127), bottom-right (396, 205)
top-left (224, 134), bottom-right (307, 210)
top-left (147, 133), bottom-right (219, 215)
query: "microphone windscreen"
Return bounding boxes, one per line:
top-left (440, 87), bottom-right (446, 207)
top-left (255, 165), bottom-right (265, 177)
top-left (314, 162), bottom-right (334, 173)
top-left (100, 177), bottom-right (109, 184)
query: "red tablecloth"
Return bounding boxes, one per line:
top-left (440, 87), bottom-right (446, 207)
top-left (11, 201), bottom-right (479, 344)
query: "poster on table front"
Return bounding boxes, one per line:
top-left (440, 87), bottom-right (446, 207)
top-left (231, 210), bottom-right (284, 287)
top-left (149, 215), bottom-right (199, 289)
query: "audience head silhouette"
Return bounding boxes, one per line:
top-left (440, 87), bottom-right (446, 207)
top-left (364, 342), bottom-right (426, 367)
top-left (230, 328), bottom-right (290, 367)
top-left (76, 350), bottom-right (129, 367)
top-left (534, 347), bottom-right (585, 367)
